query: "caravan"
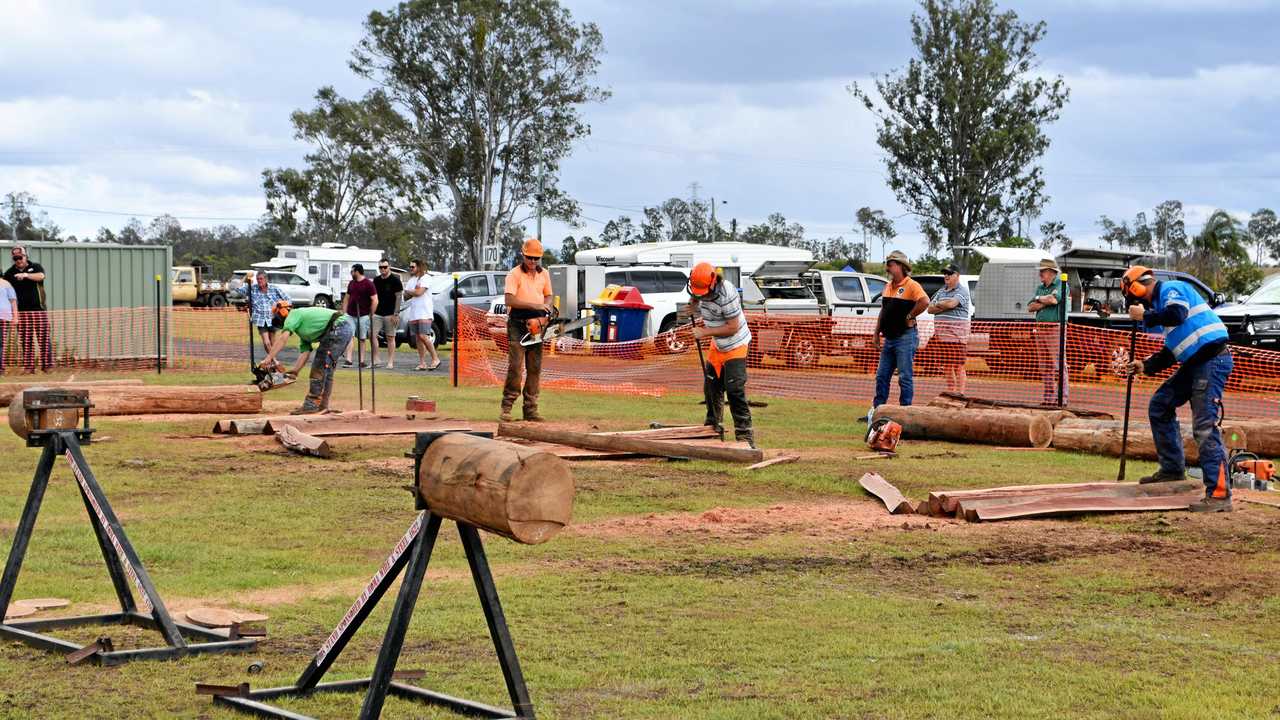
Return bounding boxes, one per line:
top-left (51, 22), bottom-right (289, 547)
top-left (573, 241), bottom-right (813, 276)
top-left (250, 243), bottom-right (387, 305)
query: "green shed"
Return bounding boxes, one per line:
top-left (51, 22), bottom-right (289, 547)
top-left (3, 242), bottom-right (173, 365)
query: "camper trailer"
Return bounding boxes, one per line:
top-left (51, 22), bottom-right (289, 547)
top-left (573, 241), bottom-right (813, 276)
top-left (251, 243), bottom-right (387, 304)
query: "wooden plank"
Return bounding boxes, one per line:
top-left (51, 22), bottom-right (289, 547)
top-left (971, 492), bottom-right (1200, 522)
top-left (264, 414), bottom-right (468, 437)
top-left (596, 425), bottom-right (720, 440)
top-left (747, 455), bottom-right (800, 471)
top-left (275, 425), bottom-right (332, 458)
top-left (496, 422), bottom-right (764, 464)
top-left (858, 472), bottom-right (914, 515)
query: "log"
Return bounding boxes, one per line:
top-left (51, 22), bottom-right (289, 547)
top-left (496, 423), bottom-right (765, 464)
top-left (970, 492), bottom-right (1201, 522)
top-left (73, 385), bottom-right (262, 416)
top-left (859, 472), bottom-right (914, 514)
top-left (275, 425), bottom-right (332, 459)
top-left (598, 425), bottom-right (720, 440)
top-left (1228, 420), bottom-right (1280, 459)
top-left (932, 392), bottom-right (1115, 420)
top-left (0, 379), bottom-right (142, 407)
top-left (1052, 418), bottom-right (1248, 463)
top-left (872, 405), bottom-right (1054, 448)
top-left (931, 479), bottom-right (1202, 515)
top-left (8, 390), bottom-right (85, 439)
top-left (418, 434), bottom-right (574, 545)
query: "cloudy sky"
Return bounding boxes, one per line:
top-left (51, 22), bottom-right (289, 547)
top-left (2, 0), bottom-right (1278, 258)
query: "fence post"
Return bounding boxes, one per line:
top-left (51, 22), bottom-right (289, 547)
top-left (452, 273), bottom-right (460, 388)
top-left (1057, 271), bottom-right (1068, 407)
top-left (154, 275), bottom-right (163, 374)
top-left (247, 279), bottom-right (256, 370)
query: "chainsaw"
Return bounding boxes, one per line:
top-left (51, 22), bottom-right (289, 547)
top-left (251, 361), bottom-right (297, 393)
top-left (519, 311), bottom-right (596, 347)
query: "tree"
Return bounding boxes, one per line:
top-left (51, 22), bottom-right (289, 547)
top-left (1189, 210), bottom-right (1258, 295)
top-left (263, 87), bottom-right (414, 243)
top-left (118, 218), bottom-right (145, 245)
top-left (995, 236), bottom-right (1033, 248)
top-left (350, 0), bottom-right (608, 268)
top-left (639, 207), bottom-right (665, 244)
top-left (1130, 211), bottom-right (1153, 253)
top-left (599, 216), bottom-right (637, 246)
top-left (1097, 215), bottom-right (1130, 250)
top-left (1038, 220), bottom-right (1069, 252)
top-left (1152, 200), bottom-right (1188, 265)
top-left (850, 0), bottom-right (1068, 250)
top-left (855, 207), bottom-right (896, 258)
top-left (2, 192), bottom-right (61, 243)
top-left (741, 213), bottom-right (805, 247)
top-left (559, 236), bottom-right (578, 264)
top-left (1247, 208), bottom-right (1278, 265)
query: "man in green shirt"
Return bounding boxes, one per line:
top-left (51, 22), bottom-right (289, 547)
top-left (1027, 258), bottom-right (1068, 405)
top-left (259, 303), bottom-right (355, 415)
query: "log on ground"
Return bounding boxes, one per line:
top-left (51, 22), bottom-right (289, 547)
top-left (1052, 418), bottom-right (1248, 463)
top-left (859, 473), bottom-right (914, 514)
top-left (82, 385), bottom-right (262, 416)
top-left (930, 392), bottom-right (1115, 420)
top-left (1227, 420), bottom-right (1280, 459)
top-left (970, 492), bottom-right (1201, 522)
top-left (497, 422), bottom-right (764, 463)
top-left (275, 425), bottom-right (332, 458)
top-left (418, 433), bottom-right (574, 544)
top-left (0, 379), bottom-right (143, 407)
top-left (873, 405), bottom-right (1053, 448)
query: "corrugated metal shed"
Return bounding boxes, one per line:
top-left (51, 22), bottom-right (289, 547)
top-left (3, 241), bottom-right (172, 310)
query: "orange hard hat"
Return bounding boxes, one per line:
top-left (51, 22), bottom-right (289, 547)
top-left (272, 300), bottom-right (292, 319)
top-left (521, 238), bottom-right (544, 258)
top-left (1122, 265), bottom-right (1154, 299)
top-left (688, 262), bottom-right (718, 296)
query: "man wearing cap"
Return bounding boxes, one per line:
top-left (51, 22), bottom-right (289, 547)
top-left (1027, 258), bottom-right (1068, 405)
top-left (872, 250), bottom-right (929, 409)
top-left (926, 264), bottom-right (971, 396)
top-left (1119, 266), bottom-right (1234, 512)
top-left (501, 239), bottom-right (554, 422)
top-left (688, 261), bottom-right (755, 448)
top-left (3, 246), bottom-right (52, 373)
top-left (258, 303), bottom-right (355, 415)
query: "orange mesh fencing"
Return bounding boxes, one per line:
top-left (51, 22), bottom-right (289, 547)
top-left (456, 306), bottom-right (1280, 420)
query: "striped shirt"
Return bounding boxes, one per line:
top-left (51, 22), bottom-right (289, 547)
top-left (697, 279), bottom-right (751, 353)
top-left (930, 284), bottom-right (971, 343)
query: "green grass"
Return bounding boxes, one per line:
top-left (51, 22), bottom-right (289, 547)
top-left (0, 370), bottom-right (1277, 718)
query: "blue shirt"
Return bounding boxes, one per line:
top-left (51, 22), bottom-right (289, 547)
top-left (243, 283), bottom-right (289, 327)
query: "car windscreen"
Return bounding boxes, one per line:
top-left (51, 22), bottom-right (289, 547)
top-left (428, 274), bottom-right (458, 292)
top-left (1247, 276), bottom-right (1280, 305)
top-left (830, 277), bottom-right (865, 302)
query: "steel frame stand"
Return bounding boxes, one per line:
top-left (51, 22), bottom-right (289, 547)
top-left (0, 429), bottom-right (258, 665)
top-left (213, 511), bottom-right (534, 720)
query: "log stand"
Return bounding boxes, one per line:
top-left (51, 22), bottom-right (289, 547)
top-left (211, 431), bottom-right (534, 720)
top-left (0, 390), bottom-right (258, 665)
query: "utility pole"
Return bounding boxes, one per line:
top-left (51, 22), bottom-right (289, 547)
top-left (535, 158), bottom-right (545, 243)
top-left (710, 196), bottom-right (716, 243)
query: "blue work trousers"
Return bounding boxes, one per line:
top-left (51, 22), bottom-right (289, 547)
top-left (1149, 351), bottom-right (1234, 497)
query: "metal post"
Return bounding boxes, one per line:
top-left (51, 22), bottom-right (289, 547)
top-left (357, 316), bottom-right (364, 412)
top-left (246, 280), bottom-right (256, 370)
top-left (1056, 271), bottom-right (1068, 407)
top-left (370, 323), bottom-right (376, 414)
top-left (0, 443), bottom-right (56, 618)
top-left (452, 275), bottom-right (460, 388)
top-left (155, 275), bottom-right (163, 374)
top-left (459, 522), bottom-right (535, 718)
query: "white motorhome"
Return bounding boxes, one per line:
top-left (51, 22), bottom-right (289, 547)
top-left (253, 243), bottom-right (387, 303)
top-left (573, 241), bottom-right (814, 276)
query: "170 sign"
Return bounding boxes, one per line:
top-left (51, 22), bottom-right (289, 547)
top-left (482, 245), bottom-right (500, 268)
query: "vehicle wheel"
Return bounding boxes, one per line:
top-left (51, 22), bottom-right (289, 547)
top-left (433, 319), bottom-right (447, 347)
top-left (313, 295), bottom-right (334, 309)
top-left (657, 317), bottom-right (686, 354)
top-left (785, 334), bottom-right (819, 369)
top-left (207, 294), bottom-right (227, 308)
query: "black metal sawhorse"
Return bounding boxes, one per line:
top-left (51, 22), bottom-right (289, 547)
top-left (212, 510), bottom-right (535, 719)
top-left (0, 429), bottom-right (259, 665)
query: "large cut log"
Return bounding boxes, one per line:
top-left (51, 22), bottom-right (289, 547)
top-left (1052, 418), bottom-right (1248, 463)
top-left (275, 425), bottom-right (332, 458)
top-left (1228, 420), bottom-right (1280, 459)
top-left (496, 422), bottom-right (764, 463)
top-left (872, 405), bottom-right (1054, 448)
top-left (859, 473), bottom-right (914, 514)
top-left (931, 392), bottom-right (1115, 420)
top-left (67, 385), bottom-right (263, 416)
top-left (597, 425), bottom-right (721, 440)
top-left (0, 379), bottom-right (143, 407)
top-left (418, 433), bottom-right (574, 544)
top-left (8, 389), bottom-right (86, 439)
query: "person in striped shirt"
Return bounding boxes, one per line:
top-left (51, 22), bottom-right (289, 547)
top-left (688, 262), bottom-right (755, 448)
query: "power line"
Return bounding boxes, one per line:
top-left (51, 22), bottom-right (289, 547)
top-left (29, 202), bottom-right (263, 223)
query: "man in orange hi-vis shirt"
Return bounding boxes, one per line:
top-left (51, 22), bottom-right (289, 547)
top-left (501, 239), bottom-right (554, 422)
top-left (872, 250), bottom-right (929, 410)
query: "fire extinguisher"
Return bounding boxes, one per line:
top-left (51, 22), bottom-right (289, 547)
top-left (606, 315), bottom-right (618, 342)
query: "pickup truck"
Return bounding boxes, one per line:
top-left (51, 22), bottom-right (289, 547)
top-left (171, 263), bottom-right (230, 307)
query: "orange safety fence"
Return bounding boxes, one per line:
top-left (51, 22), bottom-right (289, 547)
top-left (456, 306), bottom-right (1280, 420)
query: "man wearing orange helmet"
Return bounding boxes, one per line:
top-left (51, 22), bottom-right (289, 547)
top-left (1119, 266), bottom-right (1234, 512)
top-left (688, 261), bottom-right (755, 447)
top-left (500, 239), bottom-right (554, 422)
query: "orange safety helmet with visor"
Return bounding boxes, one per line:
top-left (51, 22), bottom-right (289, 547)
top-left (687, 262), bottom-right (719, 298)
top-left (1121, 265), bottom-right (1155, 300)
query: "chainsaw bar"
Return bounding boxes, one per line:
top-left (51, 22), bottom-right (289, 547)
top-left (520, 315), bottom-right (595, 347)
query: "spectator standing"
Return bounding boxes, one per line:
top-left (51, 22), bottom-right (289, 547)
top-left (401, 260), bottom-right (441, 372)
top-left (926, 264), bottom-right (972, 395)
top-left (871, 250), bottom-right (928, 410)
top-left (1027, 258), bottom-right (1068, 405)
top-left (242, 271), bottom-right (289, 351)
top-left (371, 260), bottom-right (403, 369)
top-left (3, 246), bottom-right (52, 373)
top-left (0, 276), bottom-right (16, 375)
top-left (343, 264), bottom-right (378, 368)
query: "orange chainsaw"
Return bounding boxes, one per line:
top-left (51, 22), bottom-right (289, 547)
top-left (519, 310), bottom-right (595, 347)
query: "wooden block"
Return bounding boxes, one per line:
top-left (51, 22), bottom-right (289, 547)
top-left (859, 472), bottom-right (914, 515)
top-left (3, 604), bottom-right (37, 619)
top-left (275, 425), bottom-right (332, 458)
top-left (186, 607), bottom-right (239, 628)
top-left (13, 597), bottom-right (69, 611)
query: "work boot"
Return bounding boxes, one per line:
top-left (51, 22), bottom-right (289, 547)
top-left (735, 428), bottom-right (757, 450)
top-left (499, 409), bottom-right (514, 423)
top-left (1139, 470), bottom-right (1186, 485)
top-left (523, 411), bottom-right (546, 422)
top-left (1189, 495), bottom-right (1233, 513)
top-left (290, 406), bottom-right (322, 416)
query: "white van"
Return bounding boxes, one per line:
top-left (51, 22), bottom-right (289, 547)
top-left (574, 241), bottom-right (814, 276)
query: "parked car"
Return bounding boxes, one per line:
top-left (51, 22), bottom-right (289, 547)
top-left (388, 270), bottom-right (508, 348)
top-left (803, 271), bottom-right (887, 318)
top-left (229, 269), bottom-right (335, 309)
top-left (1216, 274), bottom-right (1280, 348)
top-left (171, 263), bottom-right (230, 307)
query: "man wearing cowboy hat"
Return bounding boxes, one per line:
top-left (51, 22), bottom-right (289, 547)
top-left (1118, 266), bottom-right (1234, 512)
top-left (871, 250), bottom-right (929, 409)
top-left (1027, 258), bottom-right (1068, 405)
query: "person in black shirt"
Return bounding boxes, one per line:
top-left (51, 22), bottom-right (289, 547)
top-left (371, 260), bottom-right (404, 369)
top-left (3, 246), bottom-right (52, 373)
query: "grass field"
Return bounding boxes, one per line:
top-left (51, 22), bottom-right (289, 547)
top-left (0, 369), bottom-right (1277, 719)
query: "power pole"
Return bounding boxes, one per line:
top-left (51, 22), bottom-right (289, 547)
top-left (535, 157), bottom-right (545, 243)
top-left (710, 196), bottom-right (717, 243)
